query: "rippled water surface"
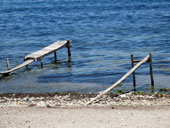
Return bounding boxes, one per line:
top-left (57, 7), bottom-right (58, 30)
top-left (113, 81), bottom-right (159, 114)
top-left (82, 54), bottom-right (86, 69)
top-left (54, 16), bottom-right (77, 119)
top-left (0, 0), bottom-right (170, 94)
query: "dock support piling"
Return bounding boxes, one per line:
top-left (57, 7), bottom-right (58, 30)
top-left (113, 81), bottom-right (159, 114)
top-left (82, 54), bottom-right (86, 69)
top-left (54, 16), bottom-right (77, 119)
top-left (131, 54), bottom-right (136, 91)
top-left (6, 58), bottom-right (10, 70)
top-left (24, 59), bottom-right (28, 69)
top-left (149, 53), bottom-right (154, 92)
top-left (66, 40), bottom-right (71, 62)
top-left (54, 51), bottom-right (57, 62)
top-left (40, 57), bottom-right (43, 68)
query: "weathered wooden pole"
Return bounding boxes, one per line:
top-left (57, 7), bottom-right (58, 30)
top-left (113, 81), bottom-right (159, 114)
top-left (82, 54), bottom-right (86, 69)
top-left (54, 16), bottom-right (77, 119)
top-left (54, 51), bottom-right (57, 62)
top-left (6, 58), bottom-right (10, 70)
top-left (86, 54), bottom-right (150, 105)
top-left (66, 40), bottom-right (71, 62)
top-left (24, 58), bottom-right (28, 69)
top-left (131, 54), bottom-right (136, 91)
top-left (40, 57), bottom-right (43, 68)
top-left (149, 53), bottom-right (154, 92)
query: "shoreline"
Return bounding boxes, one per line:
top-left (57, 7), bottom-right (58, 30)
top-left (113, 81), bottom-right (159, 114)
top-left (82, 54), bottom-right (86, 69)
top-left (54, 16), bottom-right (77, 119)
top-left (0, 92), bottom-right (170, 108)
top-left (1, 92), bottom-right (170, 128)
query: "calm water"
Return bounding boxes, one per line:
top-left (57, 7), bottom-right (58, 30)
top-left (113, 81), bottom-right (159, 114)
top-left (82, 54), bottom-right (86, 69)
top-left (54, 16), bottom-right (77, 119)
top-left (0, 0), bottom-right (170, 94)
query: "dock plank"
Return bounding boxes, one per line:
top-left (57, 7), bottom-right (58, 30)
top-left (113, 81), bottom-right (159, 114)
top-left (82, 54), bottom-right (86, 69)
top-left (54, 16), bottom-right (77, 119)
top-left (0, 60), bottom-right (34, 75)
top-left (0, 40), bottom-right (70, 75)
top-left (25, 40), bottom-right (68, 61)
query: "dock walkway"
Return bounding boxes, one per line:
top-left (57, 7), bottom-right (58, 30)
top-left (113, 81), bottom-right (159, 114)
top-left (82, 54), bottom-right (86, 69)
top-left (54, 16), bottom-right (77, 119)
top-left (1, 40), bottom-right (71, 75)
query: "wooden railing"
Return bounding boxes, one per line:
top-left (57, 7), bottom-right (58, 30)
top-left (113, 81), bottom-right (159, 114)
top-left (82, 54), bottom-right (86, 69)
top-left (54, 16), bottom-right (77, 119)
top-left (86, 53), bottom-right (154, 105)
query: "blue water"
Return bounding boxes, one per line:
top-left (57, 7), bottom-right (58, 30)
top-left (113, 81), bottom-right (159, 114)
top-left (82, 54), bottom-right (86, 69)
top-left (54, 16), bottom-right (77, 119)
top-left (0, 0), bottom-right (170, 94)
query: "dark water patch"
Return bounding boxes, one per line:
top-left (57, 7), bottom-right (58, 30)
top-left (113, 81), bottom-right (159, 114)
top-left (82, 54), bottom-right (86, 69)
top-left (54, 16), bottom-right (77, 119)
top-left (38, 71), bottom-right (123, 84)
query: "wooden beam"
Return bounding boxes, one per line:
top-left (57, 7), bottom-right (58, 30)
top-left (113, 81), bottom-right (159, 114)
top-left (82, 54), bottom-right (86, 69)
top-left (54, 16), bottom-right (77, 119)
top-left (133, 60), bottom-right (149, 63)
top-left (133, 60), bottom-right (141, 63)
top-left (85, 54), bottom-right (150, 105)
top-left (66, 40), bottom-right (71, 62)
top-left (54, 51), bottom-right (57, 62)
top-left (131, 54), bottom-right (136, 91)
top-left (1, 60), bottom-right (34, 75)
top-left (6, 58), bottom-right (10, 70)
top-left (40, 57), bottom-right (43, 68)
top-left (149, 53), bottom-right (154, 92)
top-left (24, 58), bottom-right (28, 69)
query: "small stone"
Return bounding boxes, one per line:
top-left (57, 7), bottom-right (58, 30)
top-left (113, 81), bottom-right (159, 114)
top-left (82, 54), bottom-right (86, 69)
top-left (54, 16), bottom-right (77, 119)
top-left (29, 97), bottom-right (36, 101)
top-left (119, 94), bottom-right (127, 98)
top-left (36, 101), bottom-right (47, 107)
top-left (11, 102), bottom-right (17, 107)
top-left (23, 97), bottom-right (29, 101)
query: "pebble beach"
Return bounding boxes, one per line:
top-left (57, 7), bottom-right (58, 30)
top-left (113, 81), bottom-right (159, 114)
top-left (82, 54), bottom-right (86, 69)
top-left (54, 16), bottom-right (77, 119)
top-left (1, 92), bottom-right (170, 108)
top-left (1, 92), bottom-right (170, 128)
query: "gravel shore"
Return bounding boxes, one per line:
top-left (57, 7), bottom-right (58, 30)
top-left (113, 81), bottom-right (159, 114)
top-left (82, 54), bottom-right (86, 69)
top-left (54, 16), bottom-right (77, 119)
top-left (0, 92), bottom-right (170, 107)
top-left (1, 92), bottom-right (170, 128)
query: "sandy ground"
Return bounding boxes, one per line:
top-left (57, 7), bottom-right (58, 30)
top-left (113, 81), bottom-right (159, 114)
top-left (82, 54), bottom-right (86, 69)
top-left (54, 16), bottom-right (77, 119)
top-left (0, 106), bottom-right (170, 128)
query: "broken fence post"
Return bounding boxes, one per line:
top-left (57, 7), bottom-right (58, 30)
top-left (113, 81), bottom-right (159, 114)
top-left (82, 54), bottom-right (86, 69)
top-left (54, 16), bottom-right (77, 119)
top-left (85, 54), bottom-right (150, 105)
top-left (24, 58), bottom-right (28, 69)
top-left (40, 57), bottom-right (43, 68)
top-left (6, 58), bottom-right (10, 70)
top-left (149, 53), bottom-right (154, 92)
top-left (131, 54), bottom-right (136, 91)
top-left (54, 51), bottom-right (57, 62)
top-left (66, 40), bottom-right (71, 62)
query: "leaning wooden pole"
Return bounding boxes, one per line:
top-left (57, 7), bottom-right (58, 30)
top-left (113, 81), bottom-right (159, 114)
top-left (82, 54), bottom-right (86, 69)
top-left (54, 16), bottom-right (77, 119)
top-left (86, 54), bottom-right (150, 105)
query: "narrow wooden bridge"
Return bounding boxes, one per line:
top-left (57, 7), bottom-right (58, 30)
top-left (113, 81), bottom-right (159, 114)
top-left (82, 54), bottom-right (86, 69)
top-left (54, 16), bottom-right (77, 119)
top-left (0, 40), bottom-right (71, 75)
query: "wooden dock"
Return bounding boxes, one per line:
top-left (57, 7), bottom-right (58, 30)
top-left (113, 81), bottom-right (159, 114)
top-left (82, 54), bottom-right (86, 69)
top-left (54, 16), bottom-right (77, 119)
top-left (0, 40), bottom-right (71, 75)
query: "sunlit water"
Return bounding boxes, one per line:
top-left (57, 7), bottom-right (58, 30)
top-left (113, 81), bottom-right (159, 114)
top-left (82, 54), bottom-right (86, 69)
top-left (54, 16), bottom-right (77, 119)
top-left (0, 0), bottom-right (170, 94)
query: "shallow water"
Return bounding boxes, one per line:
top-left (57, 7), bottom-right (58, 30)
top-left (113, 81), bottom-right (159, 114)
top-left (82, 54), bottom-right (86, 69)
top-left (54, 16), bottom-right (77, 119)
top-left (0, 0), bottom-right (170, 94)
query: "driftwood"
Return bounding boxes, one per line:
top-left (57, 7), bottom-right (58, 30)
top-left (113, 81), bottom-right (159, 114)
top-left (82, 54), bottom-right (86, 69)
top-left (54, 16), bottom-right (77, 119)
top-left (86, 54), bottom-right (150, 105)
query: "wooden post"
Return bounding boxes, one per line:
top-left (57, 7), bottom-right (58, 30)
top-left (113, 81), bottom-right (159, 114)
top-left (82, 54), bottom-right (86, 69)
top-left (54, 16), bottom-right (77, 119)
top-left (149, 53), bottom-right (154, 92)
top-left (6, 58), bottom-right (10, 70)
top-left (85, 55), bottom-right (150, 105)
top-left (40, 57), bottom-right (43, 68)
top-left (24, 58), bottom-right (28, 69)
top-left (67, 40), bottom-right (71, 62)
top-left (54, 51), bottom-right (57, 62)
top-left (131, 54), bottom-right (136, 91)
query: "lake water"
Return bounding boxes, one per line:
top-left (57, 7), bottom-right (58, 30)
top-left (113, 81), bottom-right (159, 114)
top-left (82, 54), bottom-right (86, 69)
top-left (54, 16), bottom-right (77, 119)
top-left (0, 0), bottom-right (170, 94)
